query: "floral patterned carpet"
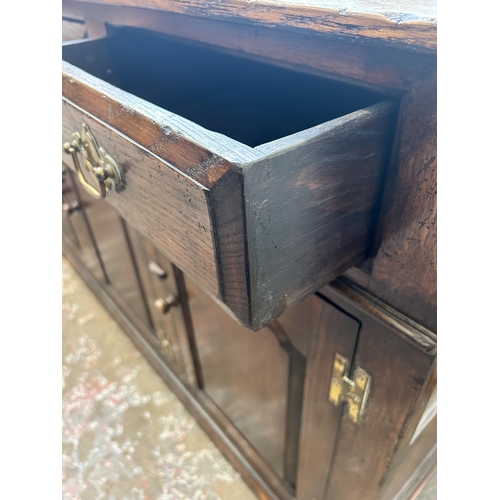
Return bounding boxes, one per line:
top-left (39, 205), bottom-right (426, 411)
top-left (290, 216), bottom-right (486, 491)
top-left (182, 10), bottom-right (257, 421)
top-left (62, 257), bottom-right (257, 500)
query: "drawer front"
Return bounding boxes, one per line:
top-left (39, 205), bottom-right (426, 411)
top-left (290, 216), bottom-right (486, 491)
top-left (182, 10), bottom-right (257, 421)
top-left (62, 30), bottom-right (397, 330)
top-left (62, 100), bottom-right (220, 301)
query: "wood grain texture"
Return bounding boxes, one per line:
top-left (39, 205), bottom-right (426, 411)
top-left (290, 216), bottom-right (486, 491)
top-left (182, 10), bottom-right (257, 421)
top-left (62, 99), bottom-right (221, 299)
top-left (186, 271), bottom-right (290, 477)
top-left (62, 17), bottom-right (86, 41)
top-left (379, 363), bottom-right (436, 500)
top-left (63, 34), bottom-right (398, 329)
top-left (279, 294), bottom-right (360, 500)
top-left (62, 59), bottom-right (257, 187)
top-left (126, 225), bottom-right (193, 382)
top-left (318, 283), bottom-right (435, 500)
top-left (75, 185), bottom-right (152, 326)
top-left (63, 168), bottom-right (107, 284)
top-left (245, 101), bottom-right (398, 329)
top-left (71, 0), bottom-right (437, 51)
top-left (324, 322), bottom-right (433, 500)
top-left (63, 244), bottom-right (283, 500)
top-left (208, 170), bottom-right (251, 325)
top-left (62, 1), bottom-right (436, 93)
top-left (368, 73), bottom-right (437, 332)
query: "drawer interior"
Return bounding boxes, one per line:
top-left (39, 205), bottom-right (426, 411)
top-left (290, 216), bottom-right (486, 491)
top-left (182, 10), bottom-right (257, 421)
top-left (63, 25), bottom-right (384, 147)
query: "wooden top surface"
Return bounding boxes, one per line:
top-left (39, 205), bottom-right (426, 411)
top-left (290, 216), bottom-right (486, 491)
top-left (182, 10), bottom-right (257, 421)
top-left (73, 0), bottom-right (437, 51)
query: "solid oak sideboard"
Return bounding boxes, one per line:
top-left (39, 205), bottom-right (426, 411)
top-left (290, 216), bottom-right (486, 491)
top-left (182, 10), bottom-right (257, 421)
top-left (62, 2), bottom-right (437, 499)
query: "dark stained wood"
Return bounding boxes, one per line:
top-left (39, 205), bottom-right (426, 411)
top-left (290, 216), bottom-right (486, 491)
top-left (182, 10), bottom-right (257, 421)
top-left (63, 33), bottom-right (397, 329)
top-left (380, 393), bottom-right (437, 499)
top-left (246, 101), bottom-right (398, 328)
top-left (125, 224), bottom-right (192, 381)
top-left (318, 284), bottom-right (436, 500)
top-left (63, 30), bottom-right (385, 149)
top-left (280, 295), bottom-right (360, 500)
top-left (61, 5), bottom-right (437, 499)
top-left (70, 0), bottom-right (437, 51)
top-left (62, 98), bottom-right (221, 299)
top-left (171, 264), bottom-right (205, 389)
top-left (184, 273), bottom-right (290, 479)
top-left (63, 168), bottom-right (106, 284)
top-left (282, 348), bottom-right (306, 489)
top-left (74, 183), bottom-right (151, 327)
top-left (61, 57), bottom-right (257, 187)
top-left (332, 277), bottom-right (436, 353)
top-left (368, 72), bottom-right (437, 332)
top-left (62, 0), bottom-right (436, 94)
top-left (208, 169), bottom-right (251, 325)
top-left (63, 244), bottom-right (283, 500)
top-left (155, 250), bottom-right (199, 386)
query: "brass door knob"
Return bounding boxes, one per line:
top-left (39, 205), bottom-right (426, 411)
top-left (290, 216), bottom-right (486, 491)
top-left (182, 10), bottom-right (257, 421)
top-left (154, 294), bottom-right (178, 314)
top-left (148, 261), bottom-right (167, 279)
top-left (62, 200), bottom-right (80, 216)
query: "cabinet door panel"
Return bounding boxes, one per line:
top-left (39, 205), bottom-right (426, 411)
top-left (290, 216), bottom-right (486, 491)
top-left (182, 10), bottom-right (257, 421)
top-left (75, 183), bottom-right (150, 328)
top-left (324, 317), bottom-right (433, 500)
top-left (62, 168), bottom-right (105, 283)
top-left (317, 284), bottom-right (435, 500)
top-left (127, 225), bottom-right (196, 386)
top-left (280, 296), bottom-right (360, 500)
top-left (185, 273), bottom-right (290, 479)
top-left (62, 166), bottom-right (79, 249)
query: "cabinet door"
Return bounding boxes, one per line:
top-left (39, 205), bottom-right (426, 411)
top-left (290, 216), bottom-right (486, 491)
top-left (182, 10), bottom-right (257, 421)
top-left (62, 166), bottom-right (105, 283)
top-left (279, 296), bottom-right (360, 500)
top-left (62, 165), bottom-right (79, 249)
top-left (184, 275), bottom-right (358, 493)
top-left (185, 273), bottom-right (293, 482)
top-left (310, 284), bottom-right (435, 500)
top-left (126, 225), bottom-right (197, 386)
top-left (74, 182), bottom-right (151, 328)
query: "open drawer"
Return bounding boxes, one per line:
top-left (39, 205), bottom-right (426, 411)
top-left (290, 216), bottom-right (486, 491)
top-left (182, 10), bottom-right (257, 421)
top-left (62, 26), bottom-right (397, 330)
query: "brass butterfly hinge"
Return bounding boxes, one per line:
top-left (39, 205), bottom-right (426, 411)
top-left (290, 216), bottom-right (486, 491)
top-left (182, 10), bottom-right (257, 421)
top-left (329, 353), bottom-right (371, 424)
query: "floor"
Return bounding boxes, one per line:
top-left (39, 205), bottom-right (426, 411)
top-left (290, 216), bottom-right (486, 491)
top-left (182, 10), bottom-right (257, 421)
top-left (62, 256), bottom-right (436, 500)
top-left (62, 257), bottom-right (257, 500)
top-left (62, 21), bottom-right (435, 500)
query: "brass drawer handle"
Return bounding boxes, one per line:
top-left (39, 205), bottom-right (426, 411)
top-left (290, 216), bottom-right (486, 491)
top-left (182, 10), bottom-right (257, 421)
top-left (63, 123), bottom-right (122, 199)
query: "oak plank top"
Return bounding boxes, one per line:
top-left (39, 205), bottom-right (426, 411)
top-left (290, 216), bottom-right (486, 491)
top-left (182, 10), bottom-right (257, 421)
top-left (73, 0), bottom-right (437, 51)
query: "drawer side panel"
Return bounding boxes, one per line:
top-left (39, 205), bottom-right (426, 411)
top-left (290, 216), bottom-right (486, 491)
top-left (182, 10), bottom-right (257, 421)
top-left (245, 101), bottom-right (398, 329)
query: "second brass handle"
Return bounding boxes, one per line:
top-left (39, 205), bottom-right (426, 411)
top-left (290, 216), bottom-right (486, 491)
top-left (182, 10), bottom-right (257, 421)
top-left (62, 200), bottom-right (80, 216)
top-left (154, 294), bottom-right (178, 314)
top-left (148, 261), bottom-right (167, 279)
top-left (63, 123), bottom-right (122, 199)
